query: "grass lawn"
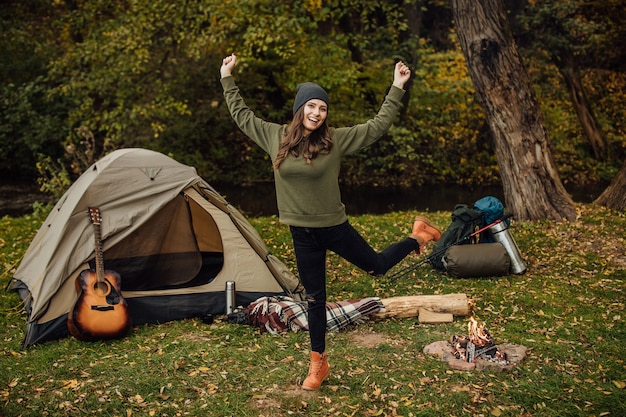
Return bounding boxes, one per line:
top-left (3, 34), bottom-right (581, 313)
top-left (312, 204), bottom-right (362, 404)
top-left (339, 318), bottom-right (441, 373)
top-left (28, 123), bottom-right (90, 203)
top-left (1, 204), bottom-right (625, 416)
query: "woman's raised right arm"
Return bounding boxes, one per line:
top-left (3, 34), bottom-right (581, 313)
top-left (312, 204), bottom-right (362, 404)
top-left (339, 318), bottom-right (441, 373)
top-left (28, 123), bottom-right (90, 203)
top-left (219, 56), bottom-right (282, 155)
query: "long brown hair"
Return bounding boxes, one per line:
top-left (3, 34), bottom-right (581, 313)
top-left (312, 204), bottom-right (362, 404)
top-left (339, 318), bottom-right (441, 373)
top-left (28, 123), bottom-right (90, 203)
top-left (274, 106), bottom-right (333, 170)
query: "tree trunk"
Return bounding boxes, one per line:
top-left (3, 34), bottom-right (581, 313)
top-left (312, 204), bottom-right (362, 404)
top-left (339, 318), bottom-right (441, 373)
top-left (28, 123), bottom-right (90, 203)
top-left (594, 160), bottom-right (626, 211)
top-left (555, 51), bottom-right (607, 160)
top-left (450, 0), bottom-right (576, 221)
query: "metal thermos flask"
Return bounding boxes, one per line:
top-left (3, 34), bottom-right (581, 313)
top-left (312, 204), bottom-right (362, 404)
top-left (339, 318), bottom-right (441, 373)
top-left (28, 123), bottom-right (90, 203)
top-left (225, 281), bottom-right (236, 315)
top-left (489, 221), bottom-right (527, 274)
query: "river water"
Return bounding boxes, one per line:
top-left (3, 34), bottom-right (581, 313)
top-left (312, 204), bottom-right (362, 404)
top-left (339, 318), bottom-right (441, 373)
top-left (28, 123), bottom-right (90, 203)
top-left (218, 182), bottom-right (602, 217)
top-left (0, 179), bottom-right (602, 218)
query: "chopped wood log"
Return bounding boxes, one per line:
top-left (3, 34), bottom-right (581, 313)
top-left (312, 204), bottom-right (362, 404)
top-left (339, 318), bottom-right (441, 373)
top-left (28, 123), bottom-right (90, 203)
top-left (371, 294), bottom-right (470, 319)
top-left (418, 308), bottom-right (454, 324)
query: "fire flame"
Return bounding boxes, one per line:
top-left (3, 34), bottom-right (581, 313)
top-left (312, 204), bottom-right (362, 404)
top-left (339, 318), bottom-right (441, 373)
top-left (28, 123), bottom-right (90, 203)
top-left (450, 317), bottom-right (508, 364)
top-left (467, 317), bottom-right (492, 347)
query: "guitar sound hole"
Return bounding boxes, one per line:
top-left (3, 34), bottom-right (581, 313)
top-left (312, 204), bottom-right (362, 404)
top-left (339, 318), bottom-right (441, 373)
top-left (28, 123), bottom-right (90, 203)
top-left (92, 281), bottom-right (111, 297)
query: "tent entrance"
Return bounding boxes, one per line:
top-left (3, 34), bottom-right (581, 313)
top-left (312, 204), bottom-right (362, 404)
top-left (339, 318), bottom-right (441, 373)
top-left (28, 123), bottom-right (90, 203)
top-left (103, 195), bottom-right (224, 291)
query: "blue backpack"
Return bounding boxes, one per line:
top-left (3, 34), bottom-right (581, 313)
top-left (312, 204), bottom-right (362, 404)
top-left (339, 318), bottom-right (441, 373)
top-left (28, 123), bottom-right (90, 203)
top-left (473, 196), bottom-right (507, 243)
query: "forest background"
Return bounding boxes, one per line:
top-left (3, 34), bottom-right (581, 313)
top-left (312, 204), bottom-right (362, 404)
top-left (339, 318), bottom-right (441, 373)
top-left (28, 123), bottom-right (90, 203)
top-left (1, 0), bottom-right (625, 199)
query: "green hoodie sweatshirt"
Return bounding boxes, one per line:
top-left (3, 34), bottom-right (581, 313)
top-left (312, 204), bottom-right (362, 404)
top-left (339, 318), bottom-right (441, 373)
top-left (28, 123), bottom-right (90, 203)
top-left (220, 76), bottom-right (405, 228)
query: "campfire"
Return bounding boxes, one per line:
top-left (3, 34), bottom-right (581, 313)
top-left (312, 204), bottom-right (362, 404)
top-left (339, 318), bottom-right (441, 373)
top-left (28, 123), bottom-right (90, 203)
top-left (423, 317), bottom-right (526, 371)
top-left (450, 317), bottom-right (508, 364)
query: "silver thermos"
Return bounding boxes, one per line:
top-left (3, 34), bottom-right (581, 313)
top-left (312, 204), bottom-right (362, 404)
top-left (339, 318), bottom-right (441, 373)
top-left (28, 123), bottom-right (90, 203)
top-left (225, 281), bottom-right (236, 315)
top-left (489, 221), bottom-right (527, 274)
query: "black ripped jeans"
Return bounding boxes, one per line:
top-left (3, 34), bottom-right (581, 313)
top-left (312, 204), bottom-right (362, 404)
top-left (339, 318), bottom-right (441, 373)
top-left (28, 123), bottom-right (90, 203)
top-left (289, 220), bottom-right (419, 354)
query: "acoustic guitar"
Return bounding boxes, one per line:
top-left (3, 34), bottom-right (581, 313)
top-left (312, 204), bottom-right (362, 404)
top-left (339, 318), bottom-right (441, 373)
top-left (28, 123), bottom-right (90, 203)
top-left (67, 207), bottom-right (131, 341)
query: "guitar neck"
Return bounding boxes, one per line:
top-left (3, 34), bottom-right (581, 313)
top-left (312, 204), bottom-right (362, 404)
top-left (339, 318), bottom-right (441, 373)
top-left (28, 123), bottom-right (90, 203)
top-left (93, 223), bottom-right (106, 283)
top-left (89, 207), bottom-right (107, 284)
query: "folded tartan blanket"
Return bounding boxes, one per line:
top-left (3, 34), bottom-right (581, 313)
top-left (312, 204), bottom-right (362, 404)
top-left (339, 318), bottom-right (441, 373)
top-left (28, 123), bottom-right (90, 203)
top-left (245, 296), bottom-right (384, 334)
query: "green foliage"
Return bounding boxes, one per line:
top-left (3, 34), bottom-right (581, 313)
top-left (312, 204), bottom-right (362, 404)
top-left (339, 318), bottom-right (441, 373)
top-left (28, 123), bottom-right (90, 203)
top-left (515, 0), bottom-right (626, 179)
top-left (1, 205), bottom-right (625, 416)
top-left (523, 47), bottom-right (626, 184)
top-left (583, 69), bottom-right (626, 178)
top-left (0, 81), bottom-right (68, 177)
top-left (0, 0), bottom-right (69, 177)
top-left (0, 0), bottom-right (624, 192)
top-left (343, 39), bottom-right (499, 187)
top-left (517, 0), bottom-right (626, 71)
top-left (46, 0), bottom-right (200, 153)
top-left (35, 155), bottom-right (71, 200)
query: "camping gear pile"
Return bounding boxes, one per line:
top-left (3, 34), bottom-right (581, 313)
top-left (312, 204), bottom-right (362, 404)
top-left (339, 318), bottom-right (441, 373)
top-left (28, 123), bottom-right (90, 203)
top-left (389, 196), bottom-right (527, 281)
top-left (10, 148), bottom-right (305, 348)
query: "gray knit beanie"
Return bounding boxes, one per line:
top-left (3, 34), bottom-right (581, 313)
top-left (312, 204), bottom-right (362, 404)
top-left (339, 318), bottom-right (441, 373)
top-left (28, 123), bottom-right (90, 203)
top-left (292, 82), bottom-right (329, 115)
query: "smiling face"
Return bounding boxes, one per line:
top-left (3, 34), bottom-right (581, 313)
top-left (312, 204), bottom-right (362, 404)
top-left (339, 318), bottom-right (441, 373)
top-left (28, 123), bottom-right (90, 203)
top-left (301, 99), bottom-right (328, 135)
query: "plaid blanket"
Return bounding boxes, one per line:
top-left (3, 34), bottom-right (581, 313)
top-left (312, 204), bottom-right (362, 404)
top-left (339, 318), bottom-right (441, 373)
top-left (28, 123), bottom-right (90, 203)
top-left (245, 296), bottom-right (384, 334)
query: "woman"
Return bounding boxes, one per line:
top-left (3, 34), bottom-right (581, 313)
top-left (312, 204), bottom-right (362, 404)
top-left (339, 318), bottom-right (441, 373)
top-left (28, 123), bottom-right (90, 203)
top-left (220, 54), bottom-right (441, 390)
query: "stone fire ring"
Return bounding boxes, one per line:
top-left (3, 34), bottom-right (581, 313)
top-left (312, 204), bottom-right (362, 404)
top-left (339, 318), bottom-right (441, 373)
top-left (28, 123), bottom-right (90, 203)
top-left (423, 341), bottom-right (528, 372)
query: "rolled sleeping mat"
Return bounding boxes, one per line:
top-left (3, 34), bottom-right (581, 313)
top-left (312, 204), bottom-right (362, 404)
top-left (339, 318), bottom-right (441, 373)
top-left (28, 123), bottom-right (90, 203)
top-left (442, 243), bottom-right (511, 278)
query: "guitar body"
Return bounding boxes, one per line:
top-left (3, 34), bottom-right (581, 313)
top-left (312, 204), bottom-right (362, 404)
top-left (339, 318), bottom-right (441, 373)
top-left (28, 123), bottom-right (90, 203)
top-left (67, 268), bottom-right (131, 341)
top-left (67, 207), bottom-right (131, 341)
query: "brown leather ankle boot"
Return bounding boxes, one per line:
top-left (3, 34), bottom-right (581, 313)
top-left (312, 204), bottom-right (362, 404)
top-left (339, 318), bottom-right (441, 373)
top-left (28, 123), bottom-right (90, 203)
top-left (302, 351), bottom-right (330, 390)
top-left (411, 216), bottom-right (442, 254)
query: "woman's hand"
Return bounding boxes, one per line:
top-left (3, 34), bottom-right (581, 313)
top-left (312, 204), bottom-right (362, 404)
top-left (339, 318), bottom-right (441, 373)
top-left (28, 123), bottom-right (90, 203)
top-left (220, 54), bottom-right (238, 78)
top-left (392, 61), bottom-right (411, 89)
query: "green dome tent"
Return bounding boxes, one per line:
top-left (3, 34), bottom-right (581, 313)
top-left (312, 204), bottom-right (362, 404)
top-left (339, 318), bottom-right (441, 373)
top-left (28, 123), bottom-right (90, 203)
top-left (10, 148), bottom-right (304, 347)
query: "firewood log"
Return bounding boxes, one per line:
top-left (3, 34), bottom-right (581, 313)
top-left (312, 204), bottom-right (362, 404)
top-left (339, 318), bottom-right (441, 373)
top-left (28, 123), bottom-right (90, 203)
top-left (418, 308), bottom-right (454, 323)
top-left (371, 293), bottom-right (470, 319)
